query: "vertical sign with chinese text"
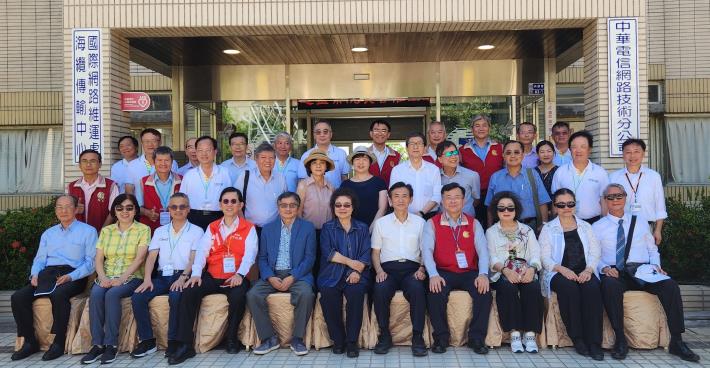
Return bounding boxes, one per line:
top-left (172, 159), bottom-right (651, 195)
top-left (72, 29), bottom-right (102, 163)
top-left (608, 18), bottom-right (640, 157)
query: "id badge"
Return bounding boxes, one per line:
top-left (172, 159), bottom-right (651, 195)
top-left (159, 211), bottom-right (170, 226)
top-left (630, 202), bottom-right (642, 214)
top-left (223, 257), bottom-right (236, 273)
top-left (162, 264), bottom-right (174, 277)
top-left (455, 251), bottom-right (469, 269)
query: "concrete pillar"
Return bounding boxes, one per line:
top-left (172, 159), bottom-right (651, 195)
top-left (543, 58), bottom-right (557, 140)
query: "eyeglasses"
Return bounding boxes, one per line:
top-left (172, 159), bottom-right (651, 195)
top-left (168, 204), bottom-right (189, 211)
top-left (443, 150), bottom-right (459, 157)
top-left (604, 193), bottom-right (627, 201)
top-left (496, 206), bottom-right (516, 213)
top-left (554, 201), bottom-right (576, 209)
top-left (278, 203), bottom-right (298, 209)
top-left (80, 159), bottom-right (99, 165)
top-left (334, 203), bottom-right (352, 209)
top-left (314, 129), bottom-right (330, 135)
top-left (115, 205), bottom-right (135, 212)
top-left (221, 198), bottom-right (239, 205)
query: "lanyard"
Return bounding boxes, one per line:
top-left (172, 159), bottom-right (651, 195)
top-left (198, 165), bottom-right (213, 200)
top-left (154, 174), bottom-right (173, 208)
top-left (625, 171), bottom-right (643, 202)
top-left (143, 157), bottom-right (153, 176)
top-left (214, 219), bottom-right (238, 256)
top-left (447, 215), bottom-right (463, 251)
top-left (168, 222), bottom-right (189, 258)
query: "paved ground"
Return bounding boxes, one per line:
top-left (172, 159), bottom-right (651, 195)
top-left (1, 316), bottom-right (709, 367)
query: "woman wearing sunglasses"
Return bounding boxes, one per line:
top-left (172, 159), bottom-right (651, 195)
top-left (82, 194), bottom-right (150, 364)
top-left (317, 188), bottom-right (371, 358)
top-left (486, 191), bottom-right (542, 354)
top-left (539, 188), bottom-right (604, 361)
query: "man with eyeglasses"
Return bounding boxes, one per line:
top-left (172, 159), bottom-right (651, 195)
top-left (135, 146), bottom-right (182, 234)
top-left (177, 137), bottom-right (199, 176)
top-left (368, 119), bottom-right (401, 186)
top-left (298, 121), bottom-right (350, 188)
top-left (484, 141), bottom-right (550, 230)
top-left (550, 121), bottom-right (573, 166)
top-left (437, 140), bottom-right (481, 218)
top-left (11, 195), bottom-right (98, 361)
top-left (248, 192), bottom-right (316, 356)
top-left (518, 122), bottom-right (539, 169)
top-left (67, 149), bottom-right (119, 232)
top-left (126, 128), bottom-right (178, 195)
top-left (220, 132), bottom-right (257, 184)
top-left (130, 193), bottom-right (205, 360)
top-left (592, 184), bottom-right (699, 363)
top-left (424, 121), bottom-right (445, 167)
top-left (389, 132), bottom-right (442, 220)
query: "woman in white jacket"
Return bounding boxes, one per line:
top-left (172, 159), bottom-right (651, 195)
top-left (539, 188), bottom-right (604, 361)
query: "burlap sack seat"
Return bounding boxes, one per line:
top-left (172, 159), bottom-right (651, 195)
top-left (244, 292), bottom-right (314, 348)
top-left (366, 290), bottom-right (431, 348)
top-left (544, 291), bottom-right (670, 349)
top-left (311, 293), bottom-right (370, 350)
top-left (190, 294), bottom-right (253, 353)
top-left (70, 297), bottom-right (137, 354)
top-left (14, 295), bottom-right (88, 353)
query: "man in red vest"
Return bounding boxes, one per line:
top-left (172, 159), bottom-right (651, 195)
top-left (136, 146), bottom-right (182, 234)
top-left (367, 119), bottom-right (401, 186)
top-left (66, 149), bottom-right (119, 232)
top-left (422, 182), bottom-right (492, 355)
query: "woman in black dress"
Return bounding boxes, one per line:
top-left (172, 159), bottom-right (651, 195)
top-left (341, 146), bottom-right (388, 231)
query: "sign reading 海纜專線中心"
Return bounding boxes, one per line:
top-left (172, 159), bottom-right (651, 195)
top-left (72, 29), bottom-right (102, 163)
top-left (608, 18), bottom-right (640, 157)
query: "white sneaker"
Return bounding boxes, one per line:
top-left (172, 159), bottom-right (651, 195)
top-left (523, 332), bottom-right (538, 353)
top-left (510, 332), bottom-right (524, 353)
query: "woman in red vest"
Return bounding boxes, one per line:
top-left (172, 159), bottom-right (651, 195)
top-left (486, 191), bottom-right (543, 354)
top-left (137, 146), bottom-right (182, 234)
top-left (169, 187), bottom-right (258, 365)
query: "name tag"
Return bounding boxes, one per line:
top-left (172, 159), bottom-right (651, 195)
top-left (162, 264), bottom-right (174, 277)
top-left (630, 202), bottom-right (642, 214)
top-left (160, 211), bottom-right (170, 226)
top-left (455, 251), bottom-right (469, 269)
top-left (223, 256), bottom-right (236, 273)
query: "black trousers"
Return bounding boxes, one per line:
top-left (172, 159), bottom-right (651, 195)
top-left (475, 190), bottom-right (488, 230)
top-left (176, 272), bottom-right (249, 345)
top-left (319, 281), bottom-right (368, 346)
top-left (601, 274), bottom-right (685, 339)
top-left (427, 270), bottom-right (492, 342)
top-left (372, 261), bottom-right (426, 336)
top-left (491, 276), bottom-right (543, 334)
top-left (12, 276), bottom-right (87, 346)
top-left (550, 273), bottom-right (603, 344)
top-left (313, 229), bottom-right (322, 280)
top-left (187, 210), bottom-right (223, 231)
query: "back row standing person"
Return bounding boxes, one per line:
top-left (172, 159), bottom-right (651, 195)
top-left (341, 146), bottom-right (388, 230)
top-left (110, 136), bottom-right (139, 193)
top-left (126, 129), bottom-right (178, 195)
top-left (551, 121), bottom-right (573, 166)
top-left (220, 132), bottom-right (256, 184)
top-left (273, 132), bottom-right (301, 192)
top-left (367, 119), bottom-right (401, 186)
top-left (177, 137), bottom-right (198, 176)
top-left (459, 114), bottom-right (504, 228)
top-left (423, 121), bottom-right (445, 167)
top-left (67, 149), bottom-right (119, 232)
top-left (298, 121), bottom-right (350, 189)
top-left (518, 122), bottom-right (539, 169)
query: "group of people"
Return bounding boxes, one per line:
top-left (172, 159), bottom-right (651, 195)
top-left (10, 116), bottom-right (700, 364)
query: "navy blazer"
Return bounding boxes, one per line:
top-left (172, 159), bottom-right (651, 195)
top-left (258, 217), bottom-right (317, 286)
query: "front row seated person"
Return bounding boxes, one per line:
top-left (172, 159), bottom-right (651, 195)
top-left (486, 191), bottom-right (543, 354)
top-left (370, 182), bottom-right (428, 356)
top-left (130, 193), bottom-right (205, 359)
top-left (318, 188), bottom-right (371, 358)
top-left (11, 195), bottom-right (98, 361)
top-left (423, 183), bottom-right (491, 355)
top-left (82, 194), bottom-right (150, 365)
top-left (169, 187), bottom-right (257, 365)
top-left (539, 188), bottom-right (604, 361)
top-left (247, 192), bottom-right (317, 356)
top-left (593, 184), bottom-right (700, 362)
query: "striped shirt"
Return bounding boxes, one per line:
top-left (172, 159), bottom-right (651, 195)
top-left (96, 222), bottom-right (151, 279)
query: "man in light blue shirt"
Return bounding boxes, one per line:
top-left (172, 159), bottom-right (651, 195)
top-left (220, 132), bottom-right (257, 183)
top-left (11, 195), bottom-right (98, 361)
top-left (297, 121), bottom-right (350, 188)
top-left (273, 132), bottom-right (301, 192)
top-left (235, 143), bottom-right (288, 230)
top-left (551, 121), bottom-right (573, 166)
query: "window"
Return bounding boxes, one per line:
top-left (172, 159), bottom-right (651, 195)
top-left (0, 128), bottom-right (64, 194)
top-left (648, 83), bottom-right (662, 104)
top-left (665, 117), bottom-right (710, 184)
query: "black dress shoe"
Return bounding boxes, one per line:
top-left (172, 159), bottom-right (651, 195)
top-left (11, 341), bottom-right (39, 361)
top-left (589, 343), bottom-right (604, 361)
top-left (165, 340), bottom-right (178, 358)
top-left (374, 335), bottom-right (392, 354)
top-left (467, 339), bottom-right (489, 355)
top-left (226, 339), bottom-right (244, 354)
top-left (346, 342), bottom-right (359, 358)
top-left (669, 339), bottom-right (700, 362)
top-left (573, 339), bottom-right (589, 356)
top-left (611, 338), bottom-right (628, 360)
top-left (332, 344), bottom-right (345, 354)
top-left (42, 342), bottom-right (65, 361)
top-left (168, 343), bottom-right (196, 365)
top-left (431, 339), bottom-right (447, 354)
top-left (411, 334), bottom-right (428, 357)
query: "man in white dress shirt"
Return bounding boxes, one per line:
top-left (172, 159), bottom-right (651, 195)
top-left (389, 132), bottom-right (442, 219)
top-left (593, 184), bottom-right (699, 362)
top-left (608, 138), bottom-right (667, 245)
top-left (371, 182), bottom-right (428, 356)
top-left (110, 135), bottom-right (138, 193)
top-left (126, 128), bottom-right (178, 194)
top-left (297, 121), bottom-right (350, 188)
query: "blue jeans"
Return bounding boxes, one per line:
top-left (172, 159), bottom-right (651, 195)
top-left (131, 273), bottom-right (183, 341)
top-left (89, 278), bottom-right (142, 346)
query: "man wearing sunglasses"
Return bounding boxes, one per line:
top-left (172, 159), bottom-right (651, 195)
top-left (593, 184), bottom-right (699, 362)
top-left (130, 193), bottom-right (204, 359)
top-left (437, 140), bottom-right (481, 218)
top-left (297, 121), bottom-right (350, 188)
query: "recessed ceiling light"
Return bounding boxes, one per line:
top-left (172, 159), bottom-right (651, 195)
top-left (477, 44), bottom-right (495, 50)
top-left (223, 49), bottom-right (240, 55)
top-left (351, 47), bottom-right (368, 52)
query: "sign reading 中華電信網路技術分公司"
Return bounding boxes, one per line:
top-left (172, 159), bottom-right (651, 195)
top-left (608, 18), bottom-right (640, 157)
